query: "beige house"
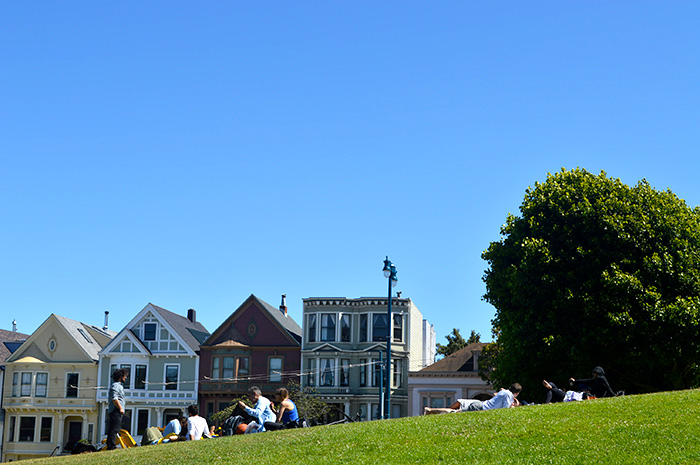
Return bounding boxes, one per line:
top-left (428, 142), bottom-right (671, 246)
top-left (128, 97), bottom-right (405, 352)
top-left (2, 314), bottom-right (115, 462)
top-left (407, 343), bottom-right (494, 416)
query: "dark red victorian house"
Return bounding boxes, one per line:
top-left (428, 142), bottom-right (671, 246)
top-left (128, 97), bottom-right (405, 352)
top-left (198, 294), bottom-right (302, 419)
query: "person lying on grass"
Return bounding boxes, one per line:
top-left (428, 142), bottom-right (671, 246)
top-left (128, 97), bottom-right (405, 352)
top-left (424, 383), bottom-right (522, 414)
top-left (542, 380), bottom-right (594, 403)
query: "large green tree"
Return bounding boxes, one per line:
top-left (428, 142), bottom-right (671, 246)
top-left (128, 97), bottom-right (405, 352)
top-left (482, 168), bottom-right (700, 396)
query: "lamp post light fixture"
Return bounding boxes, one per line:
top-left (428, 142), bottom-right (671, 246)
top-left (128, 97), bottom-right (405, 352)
top-left (382, 256), bottom-right (397, 419)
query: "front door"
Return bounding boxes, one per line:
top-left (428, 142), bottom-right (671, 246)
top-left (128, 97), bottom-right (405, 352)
top-left (66, 421), bottom-right (82, 450)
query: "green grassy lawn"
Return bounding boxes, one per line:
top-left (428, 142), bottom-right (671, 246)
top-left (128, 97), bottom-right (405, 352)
top-left (28, 389), bottom-right (700, 465)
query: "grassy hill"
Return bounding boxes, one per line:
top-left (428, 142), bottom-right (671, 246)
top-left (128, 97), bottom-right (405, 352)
top-left (28, 389), bottom-right (700, 465)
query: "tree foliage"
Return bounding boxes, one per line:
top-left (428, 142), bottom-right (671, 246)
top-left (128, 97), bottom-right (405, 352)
top-left (482, 168), bottom-right (700, 396)
top-left (436, 328), bottom-right (480, 357)
top-left (286, 380), bottom-right (330, 425)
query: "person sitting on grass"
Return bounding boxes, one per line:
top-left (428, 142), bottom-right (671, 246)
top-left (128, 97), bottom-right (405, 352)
top-left (163, 411), bottom-right (186, 437)
top-left (186, 404), bottom-right (211, 440)
top-left (264, 387), bottom-right (300, 431)
top-left (570, 366), bottom-right (616, 398)
top-left (239, 386), bottom-right (276, 433)
top-left (424, 383), bottom-right (522, 414)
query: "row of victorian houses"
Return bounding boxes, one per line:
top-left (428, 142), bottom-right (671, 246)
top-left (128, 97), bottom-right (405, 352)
top-left (0, 294), bottom-right (492, 462)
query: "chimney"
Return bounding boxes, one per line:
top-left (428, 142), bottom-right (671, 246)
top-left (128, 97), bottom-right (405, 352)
top-left (103, 311), bottom-right (109, 331)
top-left (187, 308), bottom-right (196, 323)
top-left (12, 319), bottom-right (17, 332)
top-left (280, 294), bottom-right (288, 316)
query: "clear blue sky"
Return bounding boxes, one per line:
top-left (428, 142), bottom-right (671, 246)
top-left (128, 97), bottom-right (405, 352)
top-left (2, 2), bottom-right (700, 351)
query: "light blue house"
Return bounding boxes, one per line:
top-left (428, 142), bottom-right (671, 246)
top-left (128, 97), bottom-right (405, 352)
top-left (96, 304), bottom-right (209, 439)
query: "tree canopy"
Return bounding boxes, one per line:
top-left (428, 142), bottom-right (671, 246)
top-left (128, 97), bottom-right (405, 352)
top-left (482, 168), bottom-right (700, 396)
top-left (436, 328), bottom-right (480, 357)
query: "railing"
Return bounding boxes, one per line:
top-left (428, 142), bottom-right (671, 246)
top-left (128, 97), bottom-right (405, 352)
top-left (4, 397), bottom-right (94, 409)
top-left (97, 389), bottom-right (197, 402)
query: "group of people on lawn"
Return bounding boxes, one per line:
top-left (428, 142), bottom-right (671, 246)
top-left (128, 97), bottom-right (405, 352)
top-left (108, 364), bottom-right (617, 447)
top-left (107, 367), bottom-right (299, 449)
top-left (423, 366), bottom-right (617, 415)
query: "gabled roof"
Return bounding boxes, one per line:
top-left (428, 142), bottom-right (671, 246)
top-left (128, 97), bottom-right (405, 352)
top-left (202, 294), bottom-right (302, 347)
top-left (53, 315), bottom-right (117, 361)
top-left (8, 314), bottom-right (117, 364)
top-left (150, 304), bottom-right (210, 351)
top-left (0, 329), bottom-right (30, 364)
top-left (255, 296), bottom-right (302, 343)
top-left (102, 328), bottom-right (152, 356)
top-left (420, 342), bottom-right (488, 373)
top-left (101, 303), bottom-right (211, 356)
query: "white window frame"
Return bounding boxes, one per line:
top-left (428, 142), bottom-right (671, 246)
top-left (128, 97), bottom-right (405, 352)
top-left (340, 314), bottom-right (352, 342)
top-left (359, 314), bottom-right (368, 342)
top-left (269, 356), bottom-right (283, 383)
top-left (119, 364), bottom-right (132, 389)
top-left (392, 359), bottom-right (402, 388)
top-left (359, 359), bottom-right (367, 387)
top-left (220, 356), bottom-right (235, 380)
top-left (20, 372), bottom-right (32, 397)
top-left (136, 408), bottom-right (150, 436)
top-left (164, 363), bottom-right (180, 391)
top-left (7, 415), bottom-right (16, 442)
top-left (237, 356), bottom-right (250, 380)
top-left (18, 416), bottom-right (36, 442)
top-left (372, 314), bottom-right (389, 342)
top-left (143, 322), bottom-right (158, 341)
top-left (393, 314), bottom-right (403, 342)
top-left (340, 359), bottom-right (350, 386)
top-left (66, 372), bottom-right (80, 398)
top-left (35, 372), bottom-right (49, 397)
top-left (307, 314), bottom-right (317, 343)
top-left (39, 416), bottom-right (53, 442)
top-left (306, 358), bottom-right (316, 387)
top-left (320, 358), bottom-right (336, 387)
top-left (87, 423), bottom-right (95, 443)
top-left (12, 372), bottom-right (18, 397)
top-left (371, 358), bottom-right (382, 387)
top-left (134, 364), bottom-right (148, 390)
top-left (320, 313), bottom-right (336, 342)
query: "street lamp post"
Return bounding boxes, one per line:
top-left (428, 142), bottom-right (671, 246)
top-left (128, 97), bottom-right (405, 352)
top-left (382, 256), bottom-right (397, 419)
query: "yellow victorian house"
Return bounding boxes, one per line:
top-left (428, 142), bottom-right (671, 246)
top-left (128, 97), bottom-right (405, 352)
top-left (2, 314), bottom-right (115, 462)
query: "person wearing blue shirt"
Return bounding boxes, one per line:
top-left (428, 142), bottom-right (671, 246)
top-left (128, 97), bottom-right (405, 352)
top-left (239, 386), bottom-right (276, 433)
top-left (424, 383), bottom-right (522, 414)
top-left (163, 411), bottom-right (186, 437)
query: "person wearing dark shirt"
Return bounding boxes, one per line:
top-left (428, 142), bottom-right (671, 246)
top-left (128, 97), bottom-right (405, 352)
top-left (542, 380), bottom-right (566, 403)
top-left (570, 366), bottom-right (616, 398)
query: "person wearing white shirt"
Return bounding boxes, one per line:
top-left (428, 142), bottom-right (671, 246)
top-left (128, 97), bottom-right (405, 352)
top-left (186, 404), bottom-right (211, 440)
top-left (424, 383), bottom-right (522, 414)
